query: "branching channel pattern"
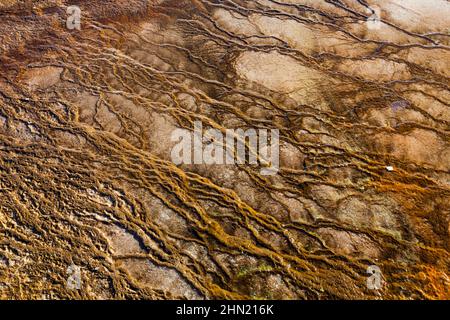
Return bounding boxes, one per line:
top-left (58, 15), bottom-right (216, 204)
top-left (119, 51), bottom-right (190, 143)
top-left (0, 0), bottom-right (449, 299)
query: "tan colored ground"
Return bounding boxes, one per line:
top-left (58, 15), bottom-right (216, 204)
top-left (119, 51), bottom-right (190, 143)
top-left (0, 0), bottom-right (449, 299)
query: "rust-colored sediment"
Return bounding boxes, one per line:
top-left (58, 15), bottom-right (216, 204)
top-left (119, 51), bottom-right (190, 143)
top-left (0, 0), bottom-right (449, 299)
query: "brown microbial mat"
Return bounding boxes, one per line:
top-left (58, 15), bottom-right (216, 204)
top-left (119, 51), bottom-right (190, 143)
top-left (0, 0), bottom-right (449, 300)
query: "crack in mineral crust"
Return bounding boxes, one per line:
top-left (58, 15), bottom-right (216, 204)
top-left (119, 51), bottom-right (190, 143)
top-left (0, 0), bottom-right (449, 299)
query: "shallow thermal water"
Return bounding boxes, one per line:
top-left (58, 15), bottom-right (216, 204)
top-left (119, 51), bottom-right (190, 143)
top-left (0, 0), bottom-right (449, 299)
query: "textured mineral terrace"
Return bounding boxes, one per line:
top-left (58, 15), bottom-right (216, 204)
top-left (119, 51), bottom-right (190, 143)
top-left (0, 0), bottom-right (449, 299)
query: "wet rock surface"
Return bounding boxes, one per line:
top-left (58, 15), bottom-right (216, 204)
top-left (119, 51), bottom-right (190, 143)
top-left (0, 0), bottom-right (449, 299)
